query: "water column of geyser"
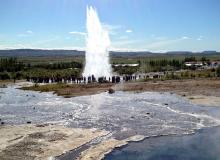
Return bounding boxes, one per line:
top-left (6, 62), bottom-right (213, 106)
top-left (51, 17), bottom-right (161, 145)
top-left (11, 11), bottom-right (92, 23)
top-left (83, 6), bottom-right (112, 80)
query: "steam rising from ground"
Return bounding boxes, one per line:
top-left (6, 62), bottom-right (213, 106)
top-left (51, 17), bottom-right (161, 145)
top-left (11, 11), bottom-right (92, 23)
top-left (83, 6), bottom-right (112, 79)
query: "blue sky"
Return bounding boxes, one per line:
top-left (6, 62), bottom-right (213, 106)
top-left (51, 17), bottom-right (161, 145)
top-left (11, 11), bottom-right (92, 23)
top-left (0, 0), bottom-right (220, 51)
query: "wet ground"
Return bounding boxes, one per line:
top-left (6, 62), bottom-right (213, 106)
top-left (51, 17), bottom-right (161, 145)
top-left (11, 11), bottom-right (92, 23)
top-left (1, 83), bottom-right (220, 159)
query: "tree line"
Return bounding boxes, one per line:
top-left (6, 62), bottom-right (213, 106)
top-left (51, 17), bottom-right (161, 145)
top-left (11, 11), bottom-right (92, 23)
top-left (0, 57), bottom-right (25, 72)
top-left (141, 56), bottom-right (211, 72)
top-left (0, 57), bottom-right (83, 80)
top-left (33, 61), bottom-right (83, 70)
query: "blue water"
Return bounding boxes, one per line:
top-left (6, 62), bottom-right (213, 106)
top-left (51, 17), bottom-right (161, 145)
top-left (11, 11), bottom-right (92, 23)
top-left (105, 126), bottom-right (220, 160)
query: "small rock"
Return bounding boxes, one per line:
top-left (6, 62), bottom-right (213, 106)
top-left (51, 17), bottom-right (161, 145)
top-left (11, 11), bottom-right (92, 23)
top-left (0, 84), bottom-right (7, 88)
top-left (108, 88), bottom-right (115, 94)
top-left (144, 116), bottom-right (150, 119)
top-left (27, 121), bottom-right (32, 124)
top-left (36, 124), bottom-right (49, 127)
top-left (1, 122), bottom-right (5, 125)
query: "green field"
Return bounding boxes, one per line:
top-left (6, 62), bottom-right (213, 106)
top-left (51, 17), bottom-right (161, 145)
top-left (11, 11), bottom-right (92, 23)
top-left (1, 52), bottom-right (220, 81)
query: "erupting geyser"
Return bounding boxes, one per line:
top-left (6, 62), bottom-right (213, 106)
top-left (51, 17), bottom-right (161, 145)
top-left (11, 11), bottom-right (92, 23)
top-left (83, 6), bottom-right (112, 79)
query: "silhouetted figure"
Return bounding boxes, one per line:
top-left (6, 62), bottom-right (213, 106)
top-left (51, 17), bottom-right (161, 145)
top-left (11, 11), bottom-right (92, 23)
top-left (112, 76), bottom-right (116, 83)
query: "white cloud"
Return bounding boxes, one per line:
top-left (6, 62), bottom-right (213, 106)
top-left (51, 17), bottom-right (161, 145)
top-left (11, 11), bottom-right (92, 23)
top-left (111, 39), bottom-right (146, 51)
top-left (0, 44), bottom-right (85, 50)
top-left (150, 34), bottom-right (167, 40)
top-left (35, 38), bottom-right (59, 44)
top-left (110, 46), bottom-right (144, 52)
top-left (155, 36), bottom-right (167, 40)
top-left (17, 30), bottom-right (34, 37)
top-left (26, 30), bottom-right (33, 34)
top-left (69, 31), bottom-right (86, 36)
top-left (118, 36), bottom-right (128, 40)
top-left (181, 36), bottom-right (190, 40)
top-left (125, 29), bottom-right (132, 33)
top-left (102, 24), bottom-right (122, 35)
top-left (111, 36), bottom-right (188, 51)
top-left (102, 24), bottom-right (121, 31)
top-left (113, 39), bottom-right (141, 46)
top-left (112, 39), bottom-right (180, 52)
top-left (0, 44), bottom-right (32, 49)
top-left (144, 37), bottom-right (190, 50)
top-left (69, 24), bottom-right (121, 36)
top-left (197, 35), bottom-right (203, 41)
top-left (9, 36), bottom-right (60, 49)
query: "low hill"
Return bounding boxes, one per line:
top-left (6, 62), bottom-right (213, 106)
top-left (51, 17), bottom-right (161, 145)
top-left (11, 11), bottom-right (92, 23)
top-left (0, 49), bottom-right (219, 58)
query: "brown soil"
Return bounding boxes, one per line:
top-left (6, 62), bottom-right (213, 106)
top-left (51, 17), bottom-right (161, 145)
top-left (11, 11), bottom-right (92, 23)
top-left (22, 83), bottom-right (114, 98)
top-left (120, 78), bottom-right (220, 97)
top-left (56, 83), bottom-right (114, 98)
top-left (21, 78), bottom-right (220, 98)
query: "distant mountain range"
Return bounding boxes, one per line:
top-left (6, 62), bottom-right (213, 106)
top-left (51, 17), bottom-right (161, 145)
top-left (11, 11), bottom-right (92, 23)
top-left (0, 49), bottom-right (219, 58)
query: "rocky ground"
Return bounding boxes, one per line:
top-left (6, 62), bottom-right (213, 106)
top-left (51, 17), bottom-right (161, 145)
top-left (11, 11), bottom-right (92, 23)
top-left (0, 124), bottom-right (109, 160)
top-left (0, 124), bottom-right (146, 160)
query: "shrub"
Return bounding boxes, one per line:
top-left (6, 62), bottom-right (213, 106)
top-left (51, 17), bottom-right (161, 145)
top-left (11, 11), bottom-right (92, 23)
top-left (34, 83), bottom-right (39, 88)
top-left (216, 66), bottom-right (220, 77)
top-left (0, 72), bottom-right (10, 80)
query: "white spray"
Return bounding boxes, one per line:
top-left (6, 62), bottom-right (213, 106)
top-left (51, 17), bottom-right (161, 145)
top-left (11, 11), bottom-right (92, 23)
top-left (83, 6), bottom-right (112, 79)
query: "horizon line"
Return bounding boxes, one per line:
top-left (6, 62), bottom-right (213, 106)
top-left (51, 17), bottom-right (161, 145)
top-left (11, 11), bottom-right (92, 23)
top-left (0, 48), bottom-right (219, 53)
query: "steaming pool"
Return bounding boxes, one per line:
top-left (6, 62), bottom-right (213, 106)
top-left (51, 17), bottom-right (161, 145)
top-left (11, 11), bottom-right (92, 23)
top-left (1, 83), bottom-right (220, 159)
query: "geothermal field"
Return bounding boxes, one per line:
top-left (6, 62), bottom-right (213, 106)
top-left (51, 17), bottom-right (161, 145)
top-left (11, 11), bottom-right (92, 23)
top-left (1, 82), bottom-right (220, 159)
top-left (1, 2), bottom-right (220, 160)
